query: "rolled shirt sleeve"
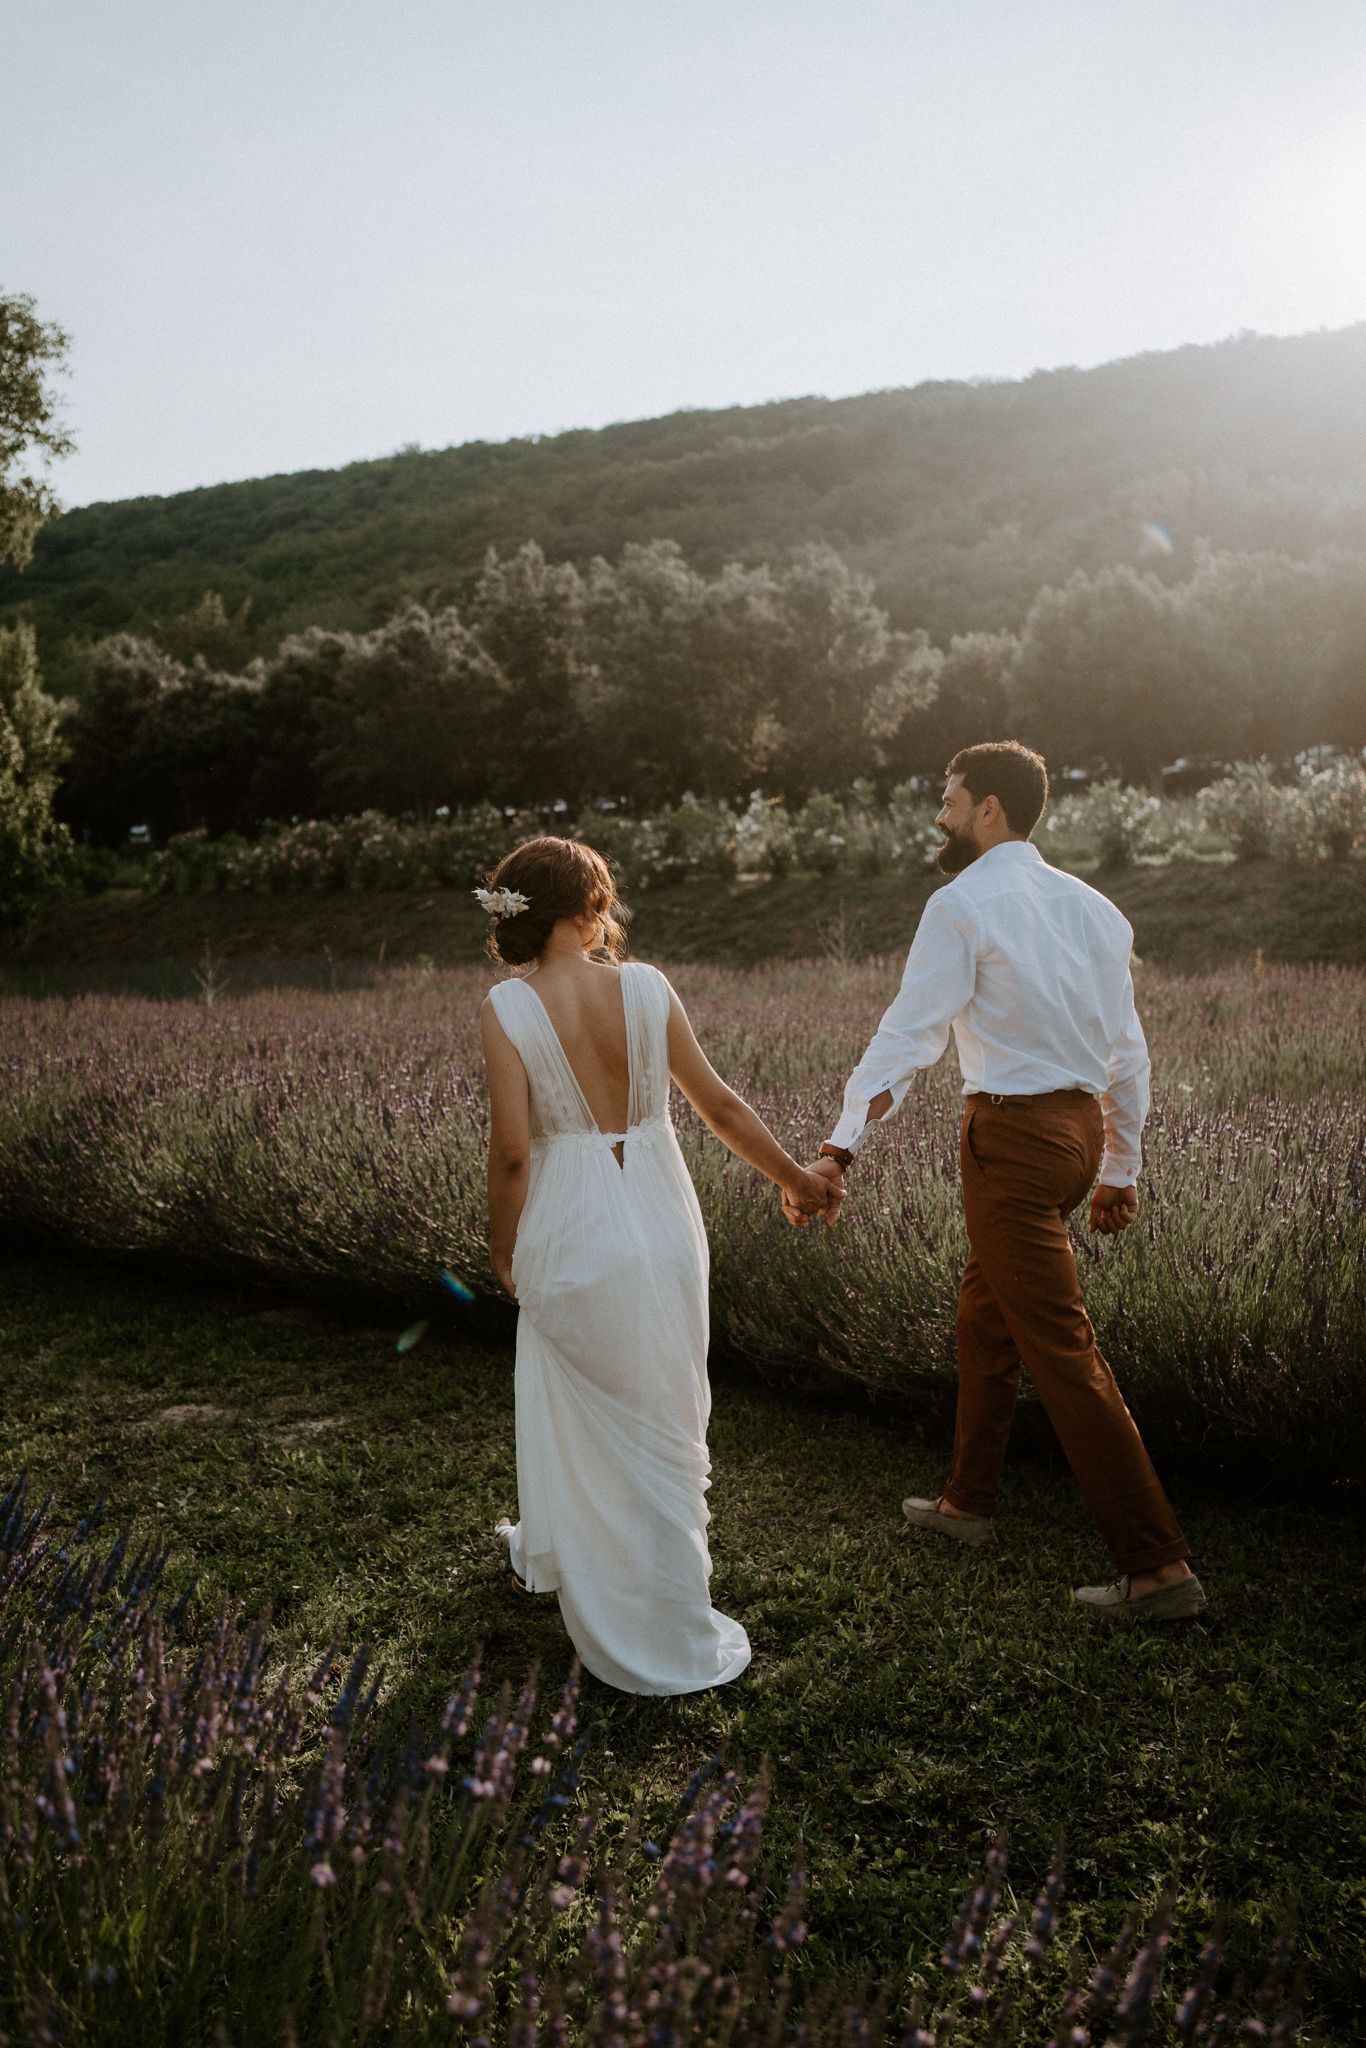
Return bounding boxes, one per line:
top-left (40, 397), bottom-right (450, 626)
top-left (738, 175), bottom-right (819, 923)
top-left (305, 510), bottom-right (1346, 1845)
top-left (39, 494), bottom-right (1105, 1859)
top-left (1098, 965), bottom-right (1150, 1186)
top-left (827, 894), bottom-right (978, 1154)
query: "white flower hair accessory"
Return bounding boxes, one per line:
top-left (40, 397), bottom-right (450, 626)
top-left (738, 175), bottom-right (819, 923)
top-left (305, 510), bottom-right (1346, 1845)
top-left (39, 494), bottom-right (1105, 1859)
top-left (473, 886), bottom-right (530, 919)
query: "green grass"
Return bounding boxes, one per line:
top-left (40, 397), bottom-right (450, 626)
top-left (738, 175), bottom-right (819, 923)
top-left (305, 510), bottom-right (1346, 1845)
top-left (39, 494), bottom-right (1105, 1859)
top-left (2, 858), bottom-right (1363, 996)
top-left (3, 1253), bottom-right (1362, 2039)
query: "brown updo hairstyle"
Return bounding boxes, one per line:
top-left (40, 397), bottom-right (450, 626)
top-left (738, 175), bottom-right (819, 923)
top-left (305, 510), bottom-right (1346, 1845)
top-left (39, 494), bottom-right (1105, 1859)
top-left (480, 836), bottom-right (630, 969)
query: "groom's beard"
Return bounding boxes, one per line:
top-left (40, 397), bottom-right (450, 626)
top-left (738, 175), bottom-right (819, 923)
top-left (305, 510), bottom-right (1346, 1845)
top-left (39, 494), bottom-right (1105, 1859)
top-left (935, 825), bottom-right (982, 875)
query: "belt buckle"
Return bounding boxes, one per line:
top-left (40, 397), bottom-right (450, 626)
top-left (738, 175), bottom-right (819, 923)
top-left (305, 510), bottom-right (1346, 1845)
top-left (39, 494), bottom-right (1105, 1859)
top-left (989, 1092), bottom-right (1006, 1105)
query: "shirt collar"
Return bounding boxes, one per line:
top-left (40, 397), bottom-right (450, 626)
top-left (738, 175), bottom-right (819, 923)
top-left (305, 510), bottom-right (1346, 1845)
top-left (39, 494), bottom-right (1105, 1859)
top-left (971, 839), bottom-right (1043, 871)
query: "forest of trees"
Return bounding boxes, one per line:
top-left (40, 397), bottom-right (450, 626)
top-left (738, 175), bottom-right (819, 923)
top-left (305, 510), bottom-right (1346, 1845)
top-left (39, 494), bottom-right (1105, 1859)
top-left (39, 536), bottom-right (1366, 844)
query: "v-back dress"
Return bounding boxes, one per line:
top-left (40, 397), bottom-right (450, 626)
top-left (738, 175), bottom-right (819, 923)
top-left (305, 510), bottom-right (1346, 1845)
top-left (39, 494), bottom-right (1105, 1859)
top-left (486, 961), bottom-right (751, 1696)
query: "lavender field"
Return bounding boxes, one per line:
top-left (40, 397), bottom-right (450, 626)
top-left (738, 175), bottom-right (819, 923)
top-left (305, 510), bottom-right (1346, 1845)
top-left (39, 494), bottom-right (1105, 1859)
top-left (0, 1463), bottom-right (1317, 2047)
top-left (2, 958), bottom-right (1362, 1486)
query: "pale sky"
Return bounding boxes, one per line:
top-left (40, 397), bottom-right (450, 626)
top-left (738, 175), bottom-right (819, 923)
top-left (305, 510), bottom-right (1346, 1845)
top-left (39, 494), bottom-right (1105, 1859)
top-left (6, 0), bottom-right (1366, 509)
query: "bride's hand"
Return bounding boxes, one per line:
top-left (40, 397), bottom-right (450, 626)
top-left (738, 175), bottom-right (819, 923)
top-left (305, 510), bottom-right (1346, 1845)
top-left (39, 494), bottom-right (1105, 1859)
top-left (781, 1162), bottom-right (844, 1229)
top-left (492, 1256), bottom-right (518, 1298)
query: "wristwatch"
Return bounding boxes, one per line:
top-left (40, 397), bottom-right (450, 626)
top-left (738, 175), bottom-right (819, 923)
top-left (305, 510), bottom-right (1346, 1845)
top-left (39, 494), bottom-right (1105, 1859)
top-left (819, 1143), bottom-right (854, 1171)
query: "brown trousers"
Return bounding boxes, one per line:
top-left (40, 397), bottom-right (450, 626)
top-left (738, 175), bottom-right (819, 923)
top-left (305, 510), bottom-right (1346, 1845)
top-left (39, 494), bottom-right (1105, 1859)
top-left (943, 1090), bottom-right (1188, 1576)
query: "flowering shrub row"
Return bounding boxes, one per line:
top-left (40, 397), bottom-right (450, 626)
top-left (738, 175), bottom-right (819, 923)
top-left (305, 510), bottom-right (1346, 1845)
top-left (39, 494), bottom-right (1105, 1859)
top-left (137, 754), bottom-right (1366, 895)
top-left (0, 1473), bottom-right (1311, 2043)
top-left (1196, 754), bottom-right (1366, 862)
top-left (141, 787), bottom-right (947, 897)
top-left (148, 803), bottom-right (521, 897)
top-left (1045, 754), bottom-right (1366, 866)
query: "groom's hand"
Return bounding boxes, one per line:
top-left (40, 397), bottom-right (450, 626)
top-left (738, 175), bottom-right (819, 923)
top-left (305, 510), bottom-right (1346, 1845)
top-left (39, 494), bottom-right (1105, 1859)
top-left (781, 1163), bottom-right (837, 1229)
top-left (1089, 1183), bottom-right (1139, 1236)
top-left (782, 1157), bottom-right (845, 1229)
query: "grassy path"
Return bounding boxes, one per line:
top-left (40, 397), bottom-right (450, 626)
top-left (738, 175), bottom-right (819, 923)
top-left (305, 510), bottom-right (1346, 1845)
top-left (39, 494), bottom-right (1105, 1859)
top-left (3, 1254), bottom-right (1362, 2036)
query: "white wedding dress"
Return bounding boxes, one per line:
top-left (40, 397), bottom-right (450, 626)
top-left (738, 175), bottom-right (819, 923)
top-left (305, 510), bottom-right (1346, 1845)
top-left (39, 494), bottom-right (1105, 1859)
top-left (487, 961), bottom-right (751, 1695)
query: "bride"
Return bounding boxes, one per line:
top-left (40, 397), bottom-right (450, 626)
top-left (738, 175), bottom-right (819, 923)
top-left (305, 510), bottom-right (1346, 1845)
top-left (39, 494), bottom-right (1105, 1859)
top-left (478, 835), bottom-right (834, 1695)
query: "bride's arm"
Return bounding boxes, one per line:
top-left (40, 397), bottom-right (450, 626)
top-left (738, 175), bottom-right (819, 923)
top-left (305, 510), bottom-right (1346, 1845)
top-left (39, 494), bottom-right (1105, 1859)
top-left (663, 982), bottom-right (835, 1224)
top-left (480, 999), bottom-right (532, 1296)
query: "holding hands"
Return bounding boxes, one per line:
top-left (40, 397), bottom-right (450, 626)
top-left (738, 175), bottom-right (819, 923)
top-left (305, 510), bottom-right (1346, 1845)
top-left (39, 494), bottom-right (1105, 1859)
top-left (781, 1095), bottom-right (888, 1227)
top-left (780, 1156), bottom-right (846, 1229)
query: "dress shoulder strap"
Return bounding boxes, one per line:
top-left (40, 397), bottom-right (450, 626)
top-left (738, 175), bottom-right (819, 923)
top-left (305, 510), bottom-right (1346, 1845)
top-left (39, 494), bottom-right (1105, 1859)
top-left (486, 977), bottom-right (597, 1135)
top-left (621, 961), bottom-right (670, 1124)
top-left (485, 975), bottom-right (534, 1048)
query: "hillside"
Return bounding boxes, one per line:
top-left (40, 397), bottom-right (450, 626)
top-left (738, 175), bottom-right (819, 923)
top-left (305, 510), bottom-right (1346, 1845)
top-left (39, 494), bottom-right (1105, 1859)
top-left (5, 324), bottom-right (1366, 691)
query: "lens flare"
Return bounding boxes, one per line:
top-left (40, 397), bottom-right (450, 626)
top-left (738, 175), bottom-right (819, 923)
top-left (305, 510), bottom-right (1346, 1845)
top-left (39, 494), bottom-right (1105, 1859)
top-left (395, 1318), bottom-right (430, 1354)
top-left (1139, 519), bottom-right (1175, 556)
top-left (440, 1270), bottom-right (476, 1303)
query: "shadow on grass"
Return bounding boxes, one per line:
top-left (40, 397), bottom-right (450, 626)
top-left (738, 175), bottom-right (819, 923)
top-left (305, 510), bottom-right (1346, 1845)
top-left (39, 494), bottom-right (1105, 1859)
top-left (7, 1231), bottom-right (1359, 1516)
top-left (3, 1249), bottom-right (1363, 2035)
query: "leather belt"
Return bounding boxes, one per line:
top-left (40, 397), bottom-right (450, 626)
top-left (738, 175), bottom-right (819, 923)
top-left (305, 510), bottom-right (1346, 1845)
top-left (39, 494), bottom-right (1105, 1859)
top-left (966, 1088), bottom-right (1097, 1106)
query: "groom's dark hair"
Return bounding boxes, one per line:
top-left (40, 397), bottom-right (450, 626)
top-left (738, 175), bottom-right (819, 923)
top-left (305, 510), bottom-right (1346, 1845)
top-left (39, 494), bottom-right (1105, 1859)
top-left (947, 740), bottom-right (1049, 836)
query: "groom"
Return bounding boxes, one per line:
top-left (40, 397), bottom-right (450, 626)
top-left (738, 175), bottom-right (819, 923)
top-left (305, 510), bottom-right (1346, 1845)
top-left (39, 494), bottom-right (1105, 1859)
top-left (793, 741), bottom-right (1205, 1621)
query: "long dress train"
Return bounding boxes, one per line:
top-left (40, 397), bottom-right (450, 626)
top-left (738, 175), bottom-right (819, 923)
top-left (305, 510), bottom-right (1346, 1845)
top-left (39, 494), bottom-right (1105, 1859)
top-left (486, 960), bottom-right (751, 1695)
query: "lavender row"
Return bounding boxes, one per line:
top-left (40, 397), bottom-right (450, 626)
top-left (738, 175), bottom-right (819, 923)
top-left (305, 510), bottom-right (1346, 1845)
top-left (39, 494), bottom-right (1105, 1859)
top-left (0, 960), bottom-right (1362, 1482)
top-left (0, 1476), bottom-right (1311, 2044)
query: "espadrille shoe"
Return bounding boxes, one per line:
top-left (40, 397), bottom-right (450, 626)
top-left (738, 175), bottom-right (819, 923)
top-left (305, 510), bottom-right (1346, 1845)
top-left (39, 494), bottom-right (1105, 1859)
top-left (493, 1516), bottom-right (533, 1596)
top-left (1073, 1573), bottom-right (1207, 1621)
top-left (901, 1496), bottom-right (995, 1548)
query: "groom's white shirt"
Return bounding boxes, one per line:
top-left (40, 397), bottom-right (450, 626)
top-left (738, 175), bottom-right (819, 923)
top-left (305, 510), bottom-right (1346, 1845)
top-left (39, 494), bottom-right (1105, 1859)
top-left (827, 840), bottom-right (1150, 1186)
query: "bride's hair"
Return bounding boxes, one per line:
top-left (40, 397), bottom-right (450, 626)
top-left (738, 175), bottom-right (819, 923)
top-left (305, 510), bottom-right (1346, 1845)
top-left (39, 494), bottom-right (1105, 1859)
top-left (480, 837), bottom-right (629, 968)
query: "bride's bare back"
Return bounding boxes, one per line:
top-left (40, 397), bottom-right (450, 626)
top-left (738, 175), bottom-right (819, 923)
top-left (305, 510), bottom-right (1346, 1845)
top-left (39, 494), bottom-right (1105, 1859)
top-left (522, 961), bottom-right (632, 1141)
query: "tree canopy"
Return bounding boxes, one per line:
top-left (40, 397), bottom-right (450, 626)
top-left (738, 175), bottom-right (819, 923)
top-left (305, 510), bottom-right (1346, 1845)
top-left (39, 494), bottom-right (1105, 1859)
top-left (47, 536), bottom-right (1366, 845)
top-left (0, 293), bottom-right (74, 571)
top-left (0, 621), bottom-right (72, 923)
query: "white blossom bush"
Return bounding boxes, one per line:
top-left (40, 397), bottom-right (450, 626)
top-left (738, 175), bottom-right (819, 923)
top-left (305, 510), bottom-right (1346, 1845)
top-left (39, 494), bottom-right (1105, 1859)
top-left (1044, 780), bottom-right (1169, 867)
top-left (1279, 752), bottom-right (1366, 862)
top-left (1196, 760), bottom-right (1286, 861)
top-left (650, 797), bottom-right (739, 883)
top-left (1196, 755), bottom-right (1366, 864)
top-left (426, 802), bottom-right (521, 886)
top-left (886, 781), bottom-right (945, 869)
top-left (353, 815), bottom-right (425, 889)
top-left (570, 806), bottom-right (648, 887)
top-left (151, 827), bottom-right (253, 893)
top-left (790, 793), bottom-right (847, 874)
top-left (571, 802), bottom-right (736, 891)
top-left (155, 807), bottom-right (529, 895)
top-left (735, 792), bottom-right (797, 877)
top-left (843, 783), bottom-right (905, 874)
